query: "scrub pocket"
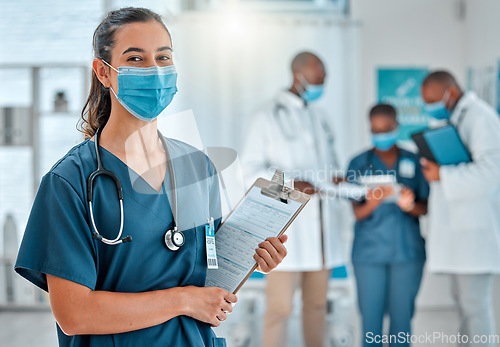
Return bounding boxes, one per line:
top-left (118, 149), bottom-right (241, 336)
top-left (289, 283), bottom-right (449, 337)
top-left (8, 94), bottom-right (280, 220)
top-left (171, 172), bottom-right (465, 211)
top-left (212, 337), bottom-right (227, 347)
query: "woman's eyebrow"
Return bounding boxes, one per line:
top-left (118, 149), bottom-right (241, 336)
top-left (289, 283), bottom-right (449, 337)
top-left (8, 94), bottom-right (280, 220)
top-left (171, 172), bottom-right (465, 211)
top-left (122, 46), bottom-right (172, 55)
top-left (122, 47), bottom-right (144, 54)
top-left (157, 46), bottom-right (173, 52)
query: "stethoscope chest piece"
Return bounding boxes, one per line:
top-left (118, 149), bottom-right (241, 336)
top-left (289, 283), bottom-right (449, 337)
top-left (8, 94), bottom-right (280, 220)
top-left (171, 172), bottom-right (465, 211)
top-left (164, 227), bottom-right (185, 251)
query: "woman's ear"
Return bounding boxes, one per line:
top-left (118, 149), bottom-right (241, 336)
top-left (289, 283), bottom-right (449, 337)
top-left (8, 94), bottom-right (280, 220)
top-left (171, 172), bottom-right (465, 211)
top-left (92, 58), bottom-right (111, 88)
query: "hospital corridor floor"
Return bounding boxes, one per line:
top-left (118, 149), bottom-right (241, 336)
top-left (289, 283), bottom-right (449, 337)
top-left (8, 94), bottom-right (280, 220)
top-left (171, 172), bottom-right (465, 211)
top-left (1, 306), bottom-right (499, 347)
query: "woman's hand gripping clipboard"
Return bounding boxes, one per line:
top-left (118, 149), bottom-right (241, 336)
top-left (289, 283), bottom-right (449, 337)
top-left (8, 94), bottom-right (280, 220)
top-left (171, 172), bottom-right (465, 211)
top-left (205, 170), bottom-right (311, 294)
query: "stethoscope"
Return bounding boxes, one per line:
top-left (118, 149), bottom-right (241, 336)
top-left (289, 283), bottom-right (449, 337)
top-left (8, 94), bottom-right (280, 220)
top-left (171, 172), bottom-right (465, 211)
top-left (273, 101), bottom-right (339, 169)
top-left (273, 103), bottom-right (299, 140)
top-left (87, 127), bottom-right (185, 251)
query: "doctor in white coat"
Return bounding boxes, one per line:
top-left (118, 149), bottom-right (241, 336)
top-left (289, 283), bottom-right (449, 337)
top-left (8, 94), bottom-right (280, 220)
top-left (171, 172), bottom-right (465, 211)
top-left (420, 70), bottom-right (500, 347)
top-left (241, 52), bottom-right (345, 347)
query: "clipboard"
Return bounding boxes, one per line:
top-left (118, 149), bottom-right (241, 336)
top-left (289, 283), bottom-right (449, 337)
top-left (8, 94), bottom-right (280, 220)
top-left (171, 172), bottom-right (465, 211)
top-left (205, 170), bottom-right (311, 294)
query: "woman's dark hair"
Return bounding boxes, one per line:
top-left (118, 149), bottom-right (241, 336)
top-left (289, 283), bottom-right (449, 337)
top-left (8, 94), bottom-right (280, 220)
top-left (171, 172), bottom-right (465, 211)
top-left (79, 7), bottom-right (171, 139)
top-left (369, 103), bottom-right (397, 120)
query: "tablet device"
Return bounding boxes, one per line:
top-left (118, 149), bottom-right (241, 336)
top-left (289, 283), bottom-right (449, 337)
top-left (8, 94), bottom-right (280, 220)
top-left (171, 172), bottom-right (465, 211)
top-left (358, 174), bottom-right (401, 203)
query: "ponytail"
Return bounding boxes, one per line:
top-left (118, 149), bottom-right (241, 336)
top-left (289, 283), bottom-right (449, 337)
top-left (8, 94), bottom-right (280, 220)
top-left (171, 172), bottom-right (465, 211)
top-left (80, 70), bottom-right (112, 139)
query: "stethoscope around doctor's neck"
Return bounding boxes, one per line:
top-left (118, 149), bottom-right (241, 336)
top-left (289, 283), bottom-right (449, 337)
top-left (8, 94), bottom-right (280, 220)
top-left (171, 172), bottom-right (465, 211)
top-left (87, 127), bottom-right (185, 251)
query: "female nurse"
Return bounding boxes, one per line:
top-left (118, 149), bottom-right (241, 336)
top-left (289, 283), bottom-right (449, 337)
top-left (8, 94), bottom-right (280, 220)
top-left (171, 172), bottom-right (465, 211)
top-left (14, 7), bottom-right (287, 347)
top-left (346, 104), bottom-right (429, 346)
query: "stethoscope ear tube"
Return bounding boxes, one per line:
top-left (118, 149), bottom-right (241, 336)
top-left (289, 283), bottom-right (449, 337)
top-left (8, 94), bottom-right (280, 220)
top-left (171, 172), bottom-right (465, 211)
top-left (87, 169), bottom-right (124, 201)
top-left (89, 197), bottom-right (128, 245)
top-left (157, 133), bottom-right (183, 252)
top-left (88, 127), bottom-right (130, 245)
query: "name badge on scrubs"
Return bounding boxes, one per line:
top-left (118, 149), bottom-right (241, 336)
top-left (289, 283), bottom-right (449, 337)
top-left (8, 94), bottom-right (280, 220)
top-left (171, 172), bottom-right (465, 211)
top-left (205, 217), bottom-right (218, 269)
top-left (399, 158), bottom-right (416, 178)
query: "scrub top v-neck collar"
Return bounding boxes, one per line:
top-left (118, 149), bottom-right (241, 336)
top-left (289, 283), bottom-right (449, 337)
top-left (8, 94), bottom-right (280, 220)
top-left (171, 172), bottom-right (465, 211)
top-left (87, 138), bottom-right (175, 229)
top-left (88, 138), bottom-right (170, 195)
top-left (370, 147), bottom-right (401, 172)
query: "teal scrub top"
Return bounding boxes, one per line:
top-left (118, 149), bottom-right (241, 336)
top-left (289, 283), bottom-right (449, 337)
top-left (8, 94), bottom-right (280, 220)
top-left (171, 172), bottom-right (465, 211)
top-left (347, 147), bottom-right (429, 265)
top-left (15, 137), bottom-right (227, 347)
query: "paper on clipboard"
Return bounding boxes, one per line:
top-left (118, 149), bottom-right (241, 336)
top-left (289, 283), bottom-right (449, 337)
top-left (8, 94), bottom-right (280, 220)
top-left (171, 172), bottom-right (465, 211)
top-left (205, 177), bottom-right (310, 293)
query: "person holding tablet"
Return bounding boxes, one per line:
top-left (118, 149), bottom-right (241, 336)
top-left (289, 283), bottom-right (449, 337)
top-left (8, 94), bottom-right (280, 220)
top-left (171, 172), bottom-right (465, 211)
top-left (346, 104), bottom-right (429, 346)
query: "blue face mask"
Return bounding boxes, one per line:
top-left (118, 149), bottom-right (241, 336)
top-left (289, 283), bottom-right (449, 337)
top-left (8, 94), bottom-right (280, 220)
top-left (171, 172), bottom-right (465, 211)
top-left (103, 60), bottom-right (178, 122)
top-left (424, 89), bottom-right (451, 120)
top-left (298, 75), bottom-right (324, 102)
top-left (372, 129), bottom-right (398, 151)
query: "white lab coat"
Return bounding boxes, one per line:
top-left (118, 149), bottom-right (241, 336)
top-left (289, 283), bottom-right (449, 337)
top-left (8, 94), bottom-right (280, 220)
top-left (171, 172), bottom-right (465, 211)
top-left (427, 92), bottom-right (500, 274)
top-left (240, 90), bottom-right (345, 271)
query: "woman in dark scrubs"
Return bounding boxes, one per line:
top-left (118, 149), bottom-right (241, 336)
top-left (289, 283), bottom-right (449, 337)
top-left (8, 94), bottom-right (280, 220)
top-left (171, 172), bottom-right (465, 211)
top-left (14, 7), bottom-right (287, 347)
top-left (347, 104), bottom-right (429, 347)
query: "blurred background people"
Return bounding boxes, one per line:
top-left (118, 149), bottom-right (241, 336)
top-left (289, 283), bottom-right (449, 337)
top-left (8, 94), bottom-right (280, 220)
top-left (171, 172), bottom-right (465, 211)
top-left (241, 51), bottom-right (344, 347)
top-left (346, 104), bottom-right (429, 346)
top-left (420, 71), bottom-right (500, 346)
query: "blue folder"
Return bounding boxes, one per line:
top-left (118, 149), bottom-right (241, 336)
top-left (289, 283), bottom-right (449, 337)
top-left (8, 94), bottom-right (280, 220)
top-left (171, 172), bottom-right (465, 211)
top-left (411, 125), bottom-right (472, 165)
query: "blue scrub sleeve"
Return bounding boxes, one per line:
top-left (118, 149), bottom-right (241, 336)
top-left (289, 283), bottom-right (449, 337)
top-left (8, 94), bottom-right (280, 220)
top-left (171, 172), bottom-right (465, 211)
top-left (346, 157), bottom-right (360, 183)
top-left (15, 172), bottom-right (97, 292)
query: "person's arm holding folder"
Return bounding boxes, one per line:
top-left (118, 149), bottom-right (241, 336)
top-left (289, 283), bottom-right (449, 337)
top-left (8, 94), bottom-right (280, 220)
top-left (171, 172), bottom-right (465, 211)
top-left (419, 112), bottom-right (500, 201)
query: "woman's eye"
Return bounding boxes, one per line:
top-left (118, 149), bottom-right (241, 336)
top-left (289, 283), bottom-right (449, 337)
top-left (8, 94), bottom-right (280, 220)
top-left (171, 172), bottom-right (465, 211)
top-left (157, 55), bottom-right (171, 61)
top-left (127, 56), bottom-right (142, 62)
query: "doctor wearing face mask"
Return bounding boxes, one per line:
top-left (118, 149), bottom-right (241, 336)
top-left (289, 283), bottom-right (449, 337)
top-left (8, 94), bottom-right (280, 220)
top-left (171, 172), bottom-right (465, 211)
top-left (241, 52), bottom-right (345, 347)
top-left (14, 7), bottom-right (288, 347)
top-left (420, 71), bottom-right (500, 346)
top-left (346, 104), bottom-right (429, 347)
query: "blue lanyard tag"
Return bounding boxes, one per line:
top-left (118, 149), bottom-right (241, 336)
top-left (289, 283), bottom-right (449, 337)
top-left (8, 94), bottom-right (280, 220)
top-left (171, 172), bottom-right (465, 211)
top-left (205, 217), bottom-right (218, 269)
